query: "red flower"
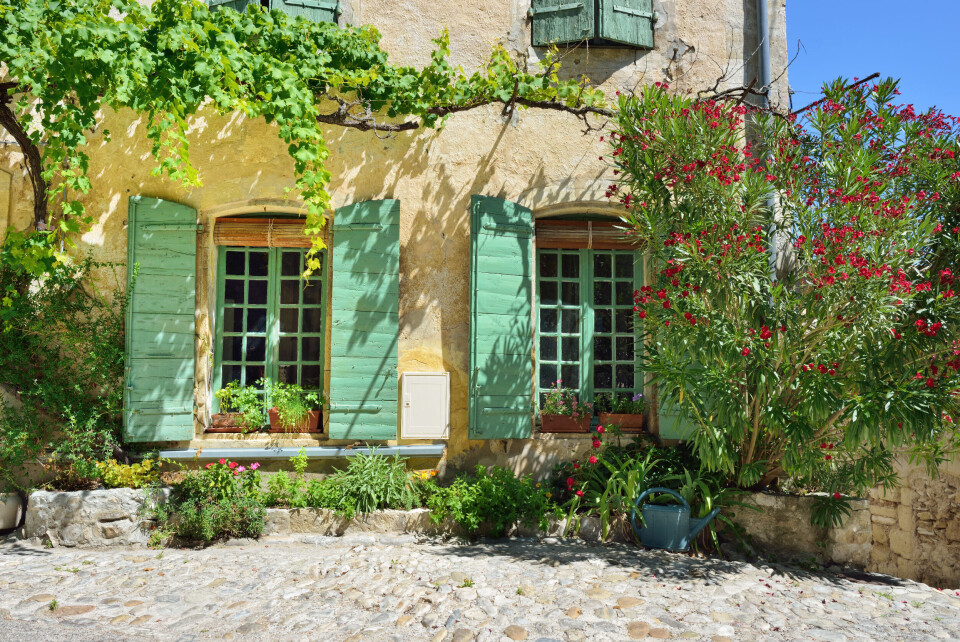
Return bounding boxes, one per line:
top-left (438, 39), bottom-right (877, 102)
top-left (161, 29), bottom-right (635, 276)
top-left (592, 439), bottom-right (602, 449)
top-left (926, 378), bottom-right (936, 388)
top-left (820, 443), bottom-right (827, 449)
top-left (218, 458), bottom-right (226, 465)
top-left (588, 455), bottom-right (598, 464)
top-left (833, 492), bottom-right (841, 500)
top-left (573, 462), bottom-right (581, 470)
top-left (596, 426), bottom-right (606, 435)
top-left (575, 490), bottom-right (584, 497)
top-left (741, 347), bottom-right (750, 356)
top-left (228, 461), bottom-right (238, 469)
top-left (825, 455), bottom-right (832, 461)
top-left (566, 477), bottom-right (575, 487)
top-left (638, 310), bottom-right (647, 319)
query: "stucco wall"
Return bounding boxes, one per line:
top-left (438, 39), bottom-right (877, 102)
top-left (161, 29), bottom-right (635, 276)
top-left (0, 1), bottom-right (789, 467)
top-left (868, 456), bottom-right (960, 588)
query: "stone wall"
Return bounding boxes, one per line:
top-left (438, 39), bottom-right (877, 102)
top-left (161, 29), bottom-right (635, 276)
top-left (725, 492), bottom-right (873, 568)
top-left (868, 456), bottom-right (960, 588)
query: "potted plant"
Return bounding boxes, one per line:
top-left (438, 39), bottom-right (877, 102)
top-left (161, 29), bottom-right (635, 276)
top-left (265, 380), bottom-right (324, 433)
top-left (595, 392), bottom-right (647, 432)
top-left (539, 380), bottom-right (592, 433)
top-left (210, 381), bottom-right (266, 433)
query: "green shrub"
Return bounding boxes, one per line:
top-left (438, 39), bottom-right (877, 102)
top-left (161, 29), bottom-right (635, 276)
top-left (173, 496), bottom-right (265, 541)
top-left (96, 458), bottom-right (159, 489)
top-left (427, 465), bottom-right (561, 537)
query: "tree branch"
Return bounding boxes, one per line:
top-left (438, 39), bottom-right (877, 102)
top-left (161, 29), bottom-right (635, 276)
top-left (0, 89), bottom-right (47, 229)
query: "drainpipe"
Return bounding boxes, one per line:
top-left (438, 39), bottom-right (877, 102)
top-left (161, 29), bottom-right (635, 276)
top-left (756, 0), bottom-right (779, 280)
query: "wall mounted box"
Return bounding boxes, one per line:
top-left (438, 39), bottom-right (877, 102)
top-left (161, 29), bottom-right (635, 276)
top-left (400, 372), bottom-right (450, 440)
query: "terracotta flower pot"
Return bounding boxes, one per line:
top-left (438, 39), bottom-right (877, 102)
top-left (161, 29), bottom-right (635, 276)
top-left (0, 493), bottom-right (25, 531)
top-left (598, 413), bottom-right (647, 433)
top-left (540, 414), bottom-right (591, 433)
top-left (267, 409), bottom-right (322, 433)
top-left (206, 412), bottom-right (256, 434)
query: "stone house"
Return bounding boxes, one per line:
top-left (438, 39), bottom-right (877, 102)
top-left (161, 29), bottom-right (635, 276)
top-left (0, 0), bottom-right (789, 475)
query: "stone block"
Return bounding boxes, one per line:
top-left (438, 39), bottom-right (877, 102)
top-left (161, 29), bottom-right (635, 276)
top-left (888, 529), bottom-right (915, 560)
top-left (871, 515), bottom-right (896, 525)
top-left (898, 505), bottom-right (915, 532)
top-left (872, 524), bottom-right (889, 545)
top-left (870, 505), bottom-right (898, 519)
top-left (945, 520), bottom-right (960, 542)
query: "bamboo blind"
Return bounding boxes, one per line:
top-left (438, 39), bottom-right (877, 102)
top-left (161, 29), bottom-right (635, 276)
top-left (535, 220), bottom-right (641, 250)
top-left (213, 217), bottom-right (315, 248)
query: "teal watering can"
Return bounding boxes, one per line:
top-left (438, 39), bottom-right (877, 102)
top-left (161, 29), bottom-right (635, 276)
top-left (630, 487), bottom-right (721, 552)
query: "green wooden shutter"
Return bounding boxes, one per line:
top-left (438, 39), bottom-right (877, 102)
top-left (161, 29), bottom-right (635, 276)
top-left (124, 196), bottom-right (198, 443)
top-left (208, 0), bottom-right (262, 13)
top-left (328, 199), bottom-right (400, 440)
top-left (658, 399), bottom-right (696, 440)
top-left (469, 196), bottom-right (534, 439)
top-left (598, 0), bottom-right (655, 48)
top-left (530, 0), bottom-right (594, 46)
top-left (273, 0), bottom-right (339, 22)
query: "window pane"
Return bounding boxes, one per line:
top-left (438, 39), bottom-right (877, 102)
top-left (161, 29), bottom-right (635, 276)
top-left (594, 253), bottom-right (611, 278)
top-left (539, 281), bottom-right (558, 305)
top-left (616, 336), bottom-right (635, 361)
top-left (594, 309), bottom-right (611, 333)
top-left (539, 363), bottom-right (557, 389)
top-left (278, 364), bottom-right (297, 384)
top-left (249, 251), bottom-right (269, 276)
top-left (303, 308), bottom-right (322, 333)
top-left (282, 252), bottom-right (301, 276)
top-left (221, 364), bottom-right (241, 386)
top-left (616, 364), bottom-right (634, 389)
top-left (539, 336), bottom-right (557, 361)
top-left (224, 307), bottom-right (243, 332)
top-left (540, 309), bottom-right (557, 333)
top-left (222, 336), bottom-right (243, 361)
top-left (539, 253), bottom-right (558, 278)
top-left (560, 364), bottom-right (579, 389)
top-left (247, 307), bottom-right (267, 333)
top-left (302, 365), bottom-right (321, 390)
top-left (225, 251), bottom-right (245, 276)
top-left (248, 280), bottom-right (267, 305)
top-left (247, 336), bottom-right (266, 361)
top-left (224, 279), bottom-right (244, 304)
top-left (302, 282), bottom-right (322, 305)
top-left (280, 308), bottom-right (298, 333)
top-left (246, 365), bottom-right (266, 385)
top-left (616, 281), bottom-right (633, 306)
top-left (281, 280), bottom-right (300, 305)
top-left (594, 336), bottom-right (612, 361)
top-left (302, 337), bottom-right (321, 361)
top-left (615, 309), bottom-right (633, 333)
top-left (560, 282), bottom-right (579, 306)
top-left (561, 253), bottom-right (579, 278)
top-left (561, 336), bottom-right (579, 361)
top-left (594, 281), bottom-right (611, 306)
top-left (279, 337), bottom-right (297, 361)
top-left (615, 253), bottom-right (633, 278)
top-left (594, 364), bottom-right (612, 389)
top-left (561, 309), bottom-right (579, 333)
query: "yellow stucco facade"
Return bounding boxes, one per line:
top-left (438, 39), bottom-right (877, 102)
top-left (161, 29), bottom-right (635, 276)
top-left (0, 0), bottom-right (789, 476)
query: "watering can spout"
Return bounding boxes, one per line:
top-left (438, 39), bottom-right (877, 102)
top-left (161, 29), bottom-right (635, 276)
top-left (681, 507), bottom-right (722, 550)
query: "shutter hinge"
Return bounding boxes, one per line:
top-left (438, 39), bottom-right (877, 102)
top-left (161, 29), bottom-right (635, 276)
top-left (612, 5), bottom-right (657, 20)
top-left (528, 2), bottom-right (584, 17)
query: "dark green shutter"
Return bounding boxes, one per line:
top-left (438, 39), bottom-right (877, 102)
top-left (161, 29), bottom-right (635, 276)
top-left (328, 199), bottom-right (400, 440)
top-left (658, 399), bottom-right (696, 440)
top-left (598, 0), bottom-right (655, 48)
top-left (273, 0), bottom-right (339, 22)
top-left (530, 0), bottom-right (594, 46)
top-left (469, 196), bottom-right (534, 439)
top-left (124, 196), bottom-right (198, 443)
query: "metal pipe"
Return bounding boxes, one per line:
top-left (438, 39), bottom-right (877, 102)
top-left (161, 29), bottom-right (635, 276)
top-left (756, 0), bottom-right (779, 279)
top-left (155, 445), bottom-right (446, 461)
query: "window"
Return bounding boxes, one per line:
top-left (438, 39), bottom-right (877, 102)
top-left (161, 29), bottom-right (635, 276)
top-left (529, 0), bottom-right (655, 48)
top-left (208, 0), bottom-right (340, 24)
top-left (214, 246), bottom-right (325, 408)
top-left (536, 247), bottom-right (643, 407)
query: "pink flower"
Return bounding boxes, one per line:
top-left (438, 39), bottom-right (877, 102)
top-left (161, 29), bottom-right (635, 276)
top-left (204, 463), bottom-right (213, 469)
top-left (596, 426), bottom-right (605, 435)
top-left (588, 455), bottom-right (598, 464)
top-left (566, 477), bottom-right (576, 487)
top-left (575, 490), bottom-right (584, 497)
top-left (218, 458), bottom-right (226, 465)
top-left (250, 462), bottom-right (260, 470)
top-left (592, 439), bottom-right (602, 449)
top-left (237, 466), bottom-right (246, 473)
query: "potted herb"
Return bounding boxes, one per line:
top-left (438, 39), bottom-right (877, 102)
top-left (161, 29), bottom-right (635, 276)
top-left (265, 380), bottom-right (324, 433)
top-left (595, 392), bottom-right (647, 432)
top-left (210, 381), bottom-right (266, 433)
top-left (539, 381), bottom-right (592, 433)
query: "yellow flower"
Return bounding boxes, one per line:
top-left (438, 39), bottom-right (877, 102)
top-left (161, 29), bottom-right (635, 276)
top-left (535, 482), bottom-right (541, 488)
top-left (546, 492), bottom-right (552, 499)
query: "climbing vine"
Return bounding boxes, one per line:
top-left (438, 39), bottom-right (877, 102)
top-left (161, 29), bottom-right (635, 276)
top-left (0, 0), bottom-right (609, 283)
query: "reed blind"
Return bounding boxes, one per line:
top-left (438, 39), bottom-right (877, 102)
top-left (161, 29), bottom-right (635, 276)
top-left (534, 220), bottom-right (640, 250)
top-left (213, 217), bottom-right (314, 248)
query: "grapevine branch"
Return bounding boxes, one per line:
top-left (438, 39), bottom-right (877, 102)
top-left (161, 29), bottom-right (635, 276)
top-left (0, 85), bottom-right (47, 229)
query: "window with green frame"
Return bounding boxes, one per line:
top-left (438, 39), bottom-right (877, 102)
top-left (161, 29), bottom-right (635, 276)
top-left (213, 246), bottom-right (325, 411)
top-left (536, 247), bottom-right (643, 408)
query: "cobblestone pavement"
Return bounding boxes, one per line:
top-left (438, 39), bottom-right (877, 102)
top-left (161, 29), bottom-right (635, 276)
top-left (2, 534), bottom-right (960, 642)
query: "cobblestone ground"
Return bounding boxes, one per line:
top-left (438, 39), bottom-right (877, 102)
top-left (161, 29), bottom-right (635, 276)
top-left (2, 534), bottom-right (960, 642)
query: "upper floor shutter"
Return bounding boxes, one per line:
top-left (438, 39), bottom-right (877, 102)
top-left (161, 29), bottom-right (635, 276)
top-left (124, 196), bottom-right (198, 443)
top-left (273, 0), bottom-right (340, 23)
top-left (530, 0), bottom-right (594, 46)
top-left (469, 195), bottom-right (535, 439)
top-left (598, 0), bottom-right (655, 48)
top-left (328, 199), bottom-right (400, 440)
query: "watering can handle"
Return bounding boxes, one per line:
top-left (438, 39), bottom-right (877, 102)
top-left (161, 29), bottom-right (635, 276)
top-left (630, 487), bottom-right (690, 536)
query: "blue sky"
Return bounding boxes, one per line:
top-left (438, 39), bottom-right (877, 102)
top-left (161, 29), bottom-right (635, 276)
top-left (786, 1), bottom-right (959, 116)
